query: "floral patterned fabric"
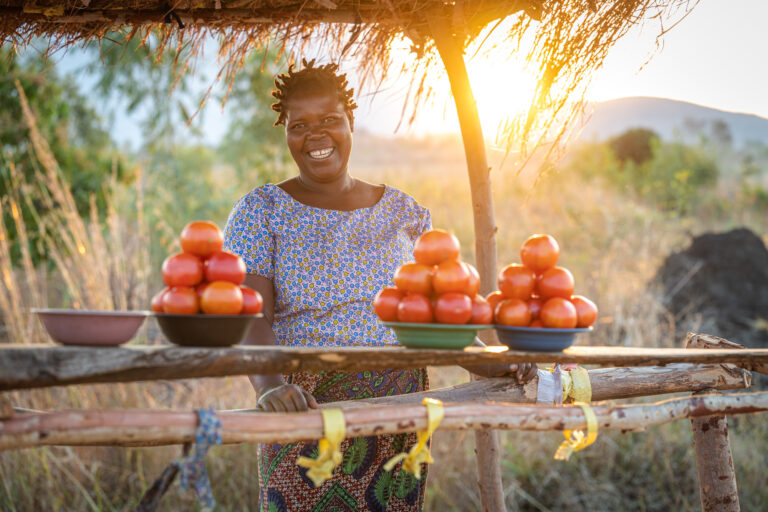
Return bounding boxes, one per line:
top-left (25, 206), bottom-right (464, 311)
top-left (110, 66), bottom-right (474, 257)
top-left (224, 183), bottom-right (431, 348)
top-left (223, 182), bottom-right (432, 511)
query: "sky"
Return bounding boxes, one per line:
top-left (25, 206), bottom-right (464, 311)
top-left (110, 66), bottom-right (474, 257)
top-left (50, 0), bottom-right (768, 148)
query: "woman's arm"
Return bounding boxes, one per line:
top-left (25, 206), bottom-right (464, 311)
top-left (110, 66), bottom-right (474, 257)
top-left (460, 338), bottom-right (538, 384)
top-left (243, 274), bottom-right (318, 412)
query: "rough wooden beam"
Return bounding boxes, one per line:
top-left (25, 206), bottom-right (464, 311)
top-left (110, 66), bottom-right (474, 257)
top-left (2, 343), bottom-right (768, 391)
top-left (2, 391), bottom-right (766, 451)
top-left (0, 395), bottom-right (13, 420)
top-left (686, 333), bottom-right (741, 511)
top-left (332, 363), bottom-right (751, 409)
top-left (687, 332), bottom-right (768, 375)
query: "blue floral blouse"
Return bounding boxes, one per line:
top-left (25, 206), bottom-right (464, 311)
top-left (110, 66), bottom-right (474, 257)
top-left (224, 183), bottom-right (431, 348)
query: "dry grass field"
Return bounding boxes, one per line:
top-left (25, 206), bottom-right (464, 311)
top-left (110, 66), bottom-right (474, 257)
top-left (2, 132), bottom-right (768, 511)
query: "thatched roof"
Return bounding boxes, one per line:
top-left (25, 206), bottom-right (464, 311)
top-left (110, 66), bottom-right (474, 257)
top-left (2, 0), bottom-right (693, 159)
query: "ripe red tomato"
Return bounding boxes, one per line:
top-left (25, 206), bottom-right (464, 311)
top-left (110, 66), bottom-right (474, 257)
top-left (537, 267), bottom-right (575, 300)
top-left (150, 288), bottom-right (169, 313)
top-left (201, 281), bottom-right (243, 315)
top-left (486, 291), bottom-right (505, 319)
top-left (433, 260), bottom-right (471, 294)
top-left (374, 287), bottom-right (405, 321)
top-left (162, 286), bottom-right (199, 314)
top-left (397, 293), bottom-right (433, 323)
top-left (469, 295), bottom-right (493, 325)
top-left (434, 292), bottom-right (473, 324)
top-left (520, 234), bottom-right (559, 272)
top-left (162, 253), bottom-right (204, 287)
top-left (180, 221), bottom-right (223, 258)
top-left (529, 319), bottom-right (543, 328)
top-left (495, 298), bottom-right (531, 327)
top-left (540, 297), bottom-right (578, 328)
top-left (394, 262), bottom-right (433, 295)
top-left (528, 297), bottom-right (542, 320)
top-left (241, 286), bottom-right (264, 315)
top-left (497, 264), bottom-right (536, 300)
top-left (195, 282), bottom-right (210, 299)
top-left (571, 295), bottom-right (598, 327)
top-left (204, 251), bottom-right (246, 285)
top-left (463, 262), bottom-right (480, 296)
top-left (413, 229), bottom-right (461, 266)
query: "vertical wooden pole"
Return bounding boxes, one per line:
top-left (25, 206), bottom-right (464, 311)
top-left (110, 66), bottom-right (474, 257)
top-left (686, 334), bottom-right (741, 511)
top-left (429, 16), bottom-right (506, 512)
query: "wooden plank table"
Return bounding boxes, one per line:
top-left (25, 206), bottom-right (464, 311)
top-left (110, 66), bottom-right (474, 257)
top-left (2, 343), bottom-right (768, 391)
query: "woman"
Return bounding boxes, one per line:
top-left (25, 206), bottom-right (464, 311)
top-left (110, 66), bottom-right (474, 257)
top-left (224, 60), bottom-right (535, 512)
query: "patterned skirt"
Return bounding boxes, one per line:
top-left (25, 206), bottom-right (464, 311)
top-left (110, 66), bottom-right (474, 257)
top-left (258, 368), bottom-right (429, 512)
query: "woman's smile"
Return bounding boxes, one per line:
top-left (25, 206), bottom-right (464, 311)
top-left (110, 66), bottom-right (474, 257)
top-left (307, 147), bottom-right (335, 160)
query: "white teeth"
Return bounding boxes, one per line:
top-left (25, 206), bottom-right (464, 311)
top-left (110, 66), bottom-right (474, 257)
top-left (308, 148), bottom-right (334, 160)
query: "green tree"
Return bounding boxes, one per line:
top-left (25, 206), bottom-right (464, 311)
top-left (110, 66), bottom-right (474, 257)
top-left (0, 47), bottom-right (127, 264)
top-left (608, 128), bottom-right (658, 165)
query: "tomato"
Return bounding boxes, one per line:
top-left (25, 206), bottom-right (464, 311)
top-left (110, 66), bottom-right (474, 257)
top-left (204, 251), bottom-right (246, 285)
top-left (537, 266), bottom-right (575, 300)
top-left (528, 297), bottom-right (542, 320)
top-left (195, 282), bottom-right (210, 299)
top-left (520, 234), bottom-right (559, 272)
top-left (241, 286), bottom-right (264, 315)
top-left (469, 295), bottom-right (493, 325)
top-left (529, 319), bottom-right (543, 327)
top-left (433, 259), bottom-right (471, 294)
top-left (201, 281), bottom-right (243, 315)
top-left (397, 293), bottom-right (433, 323)
top-left (180, 221), bottom-right (223, 258)
top-left (495, 298), bottom-right (531, 327)
top-left (463, 262), bottom-right (480, 296)
top-left (540, 297), bottom-right (578, 328)
top-left (413, 229), bottom-right (461, 266)
top-left (486, 291), bottom-right (505, 319)
top-left (434, 292), bottom-right (473, 324)
top-left (162, 286), bottom-right (199, 314)
top-left (374, 287), bottom-right (405, 321)
top-left (571, 295), bottom-right (598, 327)
top-left (394, 262), bottom-right (433, 295)
top-left (150, 288), bottom-right (169, 313)
top-left (162, 253), bottom-right (204, 287)
top-left (497, 264), bottom-right (536, 300)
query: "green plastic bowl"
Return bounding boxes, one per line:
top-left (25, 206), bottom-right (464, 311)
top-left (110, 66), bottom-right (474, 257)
top-left (382, 322), bottom-right (493, 349)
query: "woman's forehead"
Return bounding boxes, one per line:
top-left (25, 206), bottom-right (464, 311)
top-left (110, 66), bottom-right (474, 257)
top-left (284, 91), bottom-right (346, 119)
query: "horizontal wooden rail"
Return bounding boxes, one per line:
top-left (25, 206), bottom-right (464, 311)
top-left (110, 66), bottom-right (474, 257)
top-left (1, 342), bottom-right (766, 391)
top-left (1, 391), bottom-right (766, 451)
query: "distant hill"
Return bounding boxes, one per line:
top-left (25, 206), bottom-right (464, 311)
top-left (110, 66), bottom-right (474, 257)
top-left (580, 97), bottom-right (768, 147)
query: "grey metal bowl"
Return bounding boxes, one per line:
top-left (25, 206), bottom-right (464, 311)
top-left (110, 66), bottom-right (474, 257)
top-left (495, 325), bottom-right (592, 352)
top-left (154, 313), bottom-right (262, 347)
top-left (32, 308), bottom-right (149, 346)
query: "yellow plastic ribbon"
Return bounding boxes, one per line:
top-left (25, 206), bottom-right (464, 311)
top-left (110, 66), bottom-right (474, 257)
top-left (553, 401), bottom-right (598, 461)
top-left (296, 409), bottom-right (346, 487)
top-left (561, 366), bottom-right (592, 403)
top-left (383, 398), bottom-right (444, 480)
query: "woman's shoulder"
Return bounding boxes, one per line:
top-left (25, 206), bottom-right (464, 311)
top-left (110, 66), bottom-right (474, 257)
top-left (382, 185), bottom-right (428, 214)
top-left (232, 184), bottom-right (280, 213)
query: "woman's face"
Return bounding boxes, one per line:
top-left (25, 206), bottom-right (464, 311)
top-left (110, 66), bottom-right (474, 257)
top-left (284, 90), bottom-right (354, 185)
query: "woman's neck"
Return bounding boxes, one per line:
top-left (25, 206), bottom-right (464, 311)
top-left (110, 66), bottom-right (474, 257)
top-left (296, 173), bottom-right (356, 198)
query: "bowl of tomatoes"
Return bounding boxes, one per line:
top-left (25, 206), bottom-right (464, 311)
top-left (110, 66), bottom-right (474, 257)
top-left (375, 229), bottom-right (495, 349)
top-left (150, 221), bottom-right (265, 347)
top-left (489, 234), bottom-right (598, 352)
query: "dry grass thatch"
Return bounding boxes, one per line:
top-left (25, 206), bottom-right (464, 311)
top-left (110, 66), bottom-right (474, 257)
top-left (2, 0), bottom-right (697, 160)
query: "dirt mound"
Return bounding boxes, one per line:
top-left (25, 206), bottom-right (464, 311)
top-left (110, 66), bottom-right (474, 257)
top-left (655, 228), bottom-right (768, 348)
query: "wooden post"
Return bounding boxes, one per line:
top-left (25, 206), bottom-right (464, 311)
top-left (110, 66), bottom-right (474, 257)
top-left (429, 14), bottom-right (504, 512)
top-left (0, 394), bottom-right (13, 420)
top-left (686, 333), bottom-right (741, 511)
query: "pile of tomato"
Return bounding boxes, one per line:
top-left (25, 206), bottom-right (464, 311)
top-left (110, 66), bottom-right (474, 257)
top-left (488, 234), bottom-right (597, 328)
top-left (374, 230), bottom-right (493, 324)
top-left (150, 221), bottom-right (263, 315)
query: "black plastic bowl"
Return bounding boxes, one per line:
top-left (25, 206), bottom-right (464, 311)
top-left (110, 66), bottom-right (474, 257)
top-left (154, 313), bottom-right (262, 347)
top-left (495, 325), bottom-right (592, 352)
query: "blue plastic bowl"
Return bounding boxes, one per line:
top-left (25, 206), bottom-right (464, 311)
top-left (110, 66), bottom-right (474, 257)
top-left (495, 325), bottom-right (592, 351)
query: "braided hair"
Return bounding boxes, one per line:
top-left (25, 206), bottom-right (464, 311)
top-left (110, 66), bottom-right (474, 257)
top-left (271, 59), bottom-right (358, 127)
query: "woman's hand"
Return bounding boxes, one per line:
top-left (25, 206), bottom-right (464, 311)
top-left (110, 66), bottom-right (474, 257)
top-left (467, 362), bottom-right (538, 384)
top-left (257, 383), bottom-right (319, 413)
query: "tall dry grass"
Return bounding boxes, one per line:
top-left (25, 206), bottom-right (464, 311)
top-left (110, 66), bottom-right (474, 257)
top-left (2, 131), bottom-right (768, 510)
